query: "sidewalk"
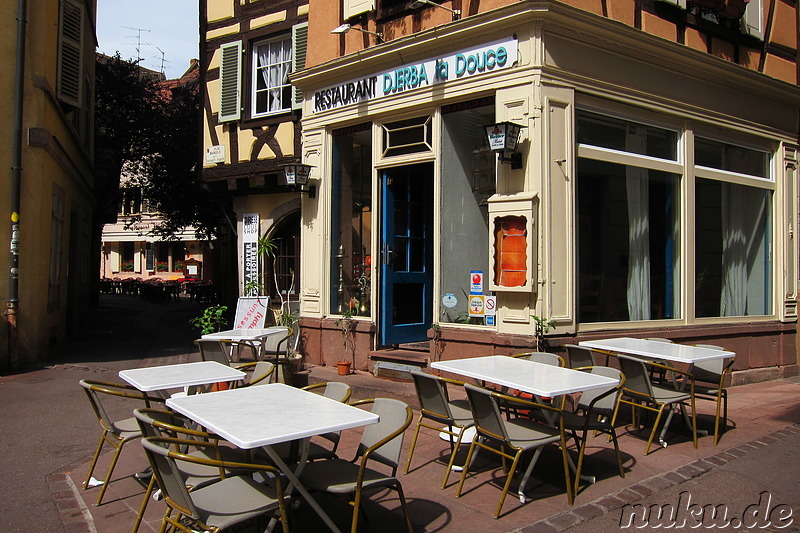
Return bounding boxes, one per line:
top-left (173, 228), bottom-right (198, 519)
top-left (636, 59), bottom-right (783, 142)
top-left (43, 296), bottom-right (800, 532)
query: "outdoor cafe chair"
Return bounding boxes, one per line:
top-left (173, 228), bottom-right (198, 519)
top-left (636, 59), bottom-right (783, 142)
top-left (562, 366), bottom-right (626, 498)
top-left (404, 370), bottom-right (474, 488)
top-left (612, 355), bottom-right (697, 454)
top-left (231, 360), bottom-right (276, 387)
top-left (457, 384), bottom-right (573, 519)
top-left (506, 351), bottom-right (566, 417)
top-left (564, 344), bottom-right (596, 369)
top-left (79, 379), bottom-right (164, 506)
top-left (299, 398), bottom-right (415, 533)
top-left (131, 408), bottom-right (250, 533)
top-left (196, 338), bottom-right (231, 366)
top-left (511, 351), bottom-right (566, 367)
top-left (690, 344), bottom-right (735, 445)
top-left (141, 436), bottom-right (289, 533)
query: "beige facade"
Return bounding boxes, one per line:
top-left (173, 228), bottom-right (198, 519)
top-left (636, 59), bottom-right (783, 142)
top-left (292, 0), bottom-right (800, 382)
top-left (0, 0), bottom-right (96, 368)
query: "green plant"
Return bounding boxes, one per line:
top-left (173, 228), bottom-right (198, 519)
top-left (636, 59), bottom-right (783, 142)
top-left (334, 309), bottom-right (357, 363)
top-left (531, 314), bottom-right (556, 351)
top-left (190, 304), bottom-right (228, 335)
top-left (121, 260), bottom-right (134, 272)
top-left (156, 261), bottom-right (169, 272)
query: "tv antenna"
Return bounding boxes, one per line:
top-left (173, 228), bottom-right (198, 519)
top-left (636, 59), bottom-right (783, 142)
top-left (121, 26), bottom-right (151, 63)
top-left (155, 47), bottom-right (170, 75)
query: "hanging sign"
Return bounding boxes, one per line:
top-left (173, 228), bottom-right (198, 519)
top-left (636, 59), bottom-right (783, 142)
top-left (242, 213), bottom-right (259, 291)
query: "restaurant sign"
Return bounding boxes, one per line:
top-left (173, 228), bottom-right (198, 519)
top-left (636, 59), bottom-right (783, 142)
top-left (313, 37), bottom-right (517, 113)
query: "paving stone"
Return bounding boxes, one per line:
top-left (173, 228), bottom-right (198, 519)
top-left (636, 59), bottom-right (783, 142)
top-left (689, 459), bottom-right (713, 473)
top-left (572, 503), bottom-right (604, 521)
top-left (594, 494), bottom-right (627, 511)
top-left (520, 522), bottom-right (560, 533)
top-left (676, 464), bottom-right (703, 479)
top-left (663, 472), bottom-right (686, 484)
top-left (642, 475), bottom-right (674, 492)
top-left (547, 511), bottom-right (581, 529)
top-left (628, 483), bottom-right (654, 498)
top-left (705, 455), bottom-right (727, 466)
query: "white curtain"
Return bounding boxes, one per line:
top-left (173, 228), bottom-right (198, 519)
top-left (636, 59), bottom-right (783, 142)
top-left (258, 40), bottom-right (291, 112)
top-left (720, 183), bottom-right (747, 316)
top-left (626, 126), bottom-right (651, 320)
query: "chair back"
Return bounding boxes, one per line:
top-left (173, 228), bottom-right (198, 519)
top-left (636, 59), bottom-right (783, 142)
top-left (196, 339), bottom-right (231, 365)
top-left (260, 327), bottom-right (292, 358)
top-left (464, 383), bottom-right (509, 442)
top-left (80, 379), bottom-right (154, 433)
top-left (356, 398), bottom-right (413, 471)
top-left (411, 371), bottom-right (454, 423)
top-left (250, 361), bottom-right (276, 385)
top-left (321, 381), bottom-right (352, 403)
top-left (692, 345), bottom-right (733, 383)
top-left (518, 352), bottom-right (565, 367)
top-left (141, 437), bottom-right (200, 519)
top-left (617, 355), bottom-right (655, 399)
top-left (565, 344), bottom-right (596, 368)
top-left (133, 408), bottom-right (193, 439)
top-left (576, 366), bottom-right (625, 416)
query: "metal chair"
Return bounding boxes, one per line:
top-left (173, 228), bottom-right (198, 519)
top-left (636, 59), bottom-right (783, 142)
top-left (457, 384), bottom-right (573, 519)
top-left (512, 351), bottom-right (566, 367)
top-left (231, 360), bottom-right (276, 387)
top-left (299, 398), bottom-right (414, 533)
top-left (691, 345), bottom-right (735, 445)
top-left (564, 344), bottom-right (596, 368)
top-left (562, 366), bottom-right (626, 497)
top-left (79, 379), bottom-right (164, 506)
top-left (613, 355), bottom-right (697, 454)
top-left (195, 339), bottom-right (231, 365)
top-left (404, 371), bottom-right (474, 488)
top-left (141, 436), bottom-right (289, 533)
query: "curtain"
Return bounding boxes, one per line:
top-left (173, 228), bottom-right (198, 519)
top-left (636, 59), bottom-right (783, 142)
top-left (258, 40), bottom-right (291, 112)
top-left (626, 126), bottom-right (651, 321)
top-left (720, 183), bottom-right (747, 316)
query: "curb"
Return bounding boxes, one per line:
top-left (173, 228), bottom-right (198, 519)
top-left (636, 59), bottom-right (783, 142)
top-left (510, 423), bottom-right (800, 533)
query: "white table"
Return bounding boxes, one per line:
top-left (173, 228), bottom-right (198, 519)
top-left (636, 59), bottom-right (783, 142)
top-left (578, 337), bottom-right (734, 364)
top-left (119, 361), bottom-right (245, 392)
top-left (201, 327), bottom-right (287, 342)
top-left (167, 383), bottom-right (378, 533)
top-left (431, 355), bottom-right (619, 397)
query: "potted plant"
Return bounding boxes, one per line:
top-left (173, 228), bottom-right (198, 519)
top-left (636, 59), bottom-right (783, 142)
top-left (190, 304), bottom-right (228, 335)
top-left (334, 309), bottom-right (356, 375)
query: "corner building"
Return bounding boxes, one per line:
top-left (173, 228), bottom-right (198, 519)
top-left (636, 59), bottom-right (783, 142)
top-left (291, 0), bottom-right (800, 384)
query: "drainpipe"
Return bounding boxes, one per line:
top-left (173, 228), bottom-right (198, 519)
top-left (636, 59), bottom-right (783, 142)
top-left (6, 0), bottom-right (27, 370)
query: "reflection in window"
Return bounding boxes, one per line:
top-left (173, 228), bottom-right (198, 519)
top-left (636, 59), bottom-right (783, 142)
top-left (695, 138), bottom-right (770, 178)
top-left (577, 111), bottom-right (678, 161)
top-left (331, 124), bottom-right (372, 315)
top-left (578, 159), bottom-right (680, 323)
top-left (695, 179), bottom-right (771, 317)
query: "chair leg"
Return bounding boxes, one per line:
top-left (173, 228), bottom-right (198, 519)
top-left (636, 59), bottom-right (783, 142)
top-left (96, 441), bottom-right (125, 505)
top-left (455, 440), bottom-right (478, 498)
top-left (84, 432), bottom-right (108, 490)
top-left (559, 439), bottom-right (574, 506)
top-left (350, 487), bottom-right (364, 533)
top-left (573, 432), bottom-right (588, 498)
top-left (494, 450), bottom-right (522, 519)
top-left (609, 429), bottom-right (625, 480)
top-left (713, 390), bottom-right (726, 445)
top-left (394, 483), bottom-right (415, 533)
top-left (403, 417), bottom-right (423, 475)
top-left (131, 475), bottom-right (156, 533)
top-left (441, 426), bottom-right (466, 489)
top-left (516, 447), bottom-right (543, 504)
top-left (645, 406), bottom-right (667, 455)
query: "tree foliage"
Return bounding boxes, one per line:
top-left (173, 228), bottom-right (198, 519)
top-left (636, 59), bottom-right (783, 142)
top-left (95, 53), bottom-right (231, 240)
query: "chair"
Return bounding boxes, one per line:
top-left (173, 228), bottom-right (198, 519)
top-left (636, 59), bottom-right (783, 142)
top-left (196, 339), bottom-right (231, 365)
top-left (457, 384), bottom-right (573, 519)
top-left (254, 327), bottom-right (293, 361)
top-left (231, 361), bottom-right (276, 387)
top-left (612, 355), bottom-right (697, 454)
top-left (690, 345), bottom-right (735, 445)
top-left (564, 344), bottom-right (596, 369)
top-left (299, 398), bottom-right (414, 533)
top-left (79, 379), bottom-right (164, 506)
top-left (131, 408), bottom-right (250, 533)
top-left (512, 351), bottom-right (566, 367)
top-left (562, 366), bottom-right (626, 497)
top-left (141, 436), bottom-right (289, 533)
top-left (404, 371), bottom-right (474, 488)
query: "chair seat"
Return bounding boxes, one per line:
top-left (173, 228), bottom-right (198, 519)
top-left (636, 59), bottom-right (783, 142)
top-left (263, 439), bottom-right (338, 462)
top-left (178, 445), bottom-right (249, 480)
top-left (301, 458), bottom-right (398, 494)
top-left (502, 417), bottom-right (561, 449)
top-left (113, 416), bottom-right (142, 438)
top-left (562, 411), bottom-right (611, 432)
top-left (190, 475), bottom-right (283, 529)
top-left (650, 384), bottom-right (691, 404)
top-left (447, 399), bottom-right (473, 426)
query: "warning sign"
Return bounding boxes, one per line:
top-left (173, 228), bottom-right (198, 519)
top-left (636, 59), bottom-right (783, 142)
top-left (485, 296), bottom-right (496, 316)
top-left (469, 295), bottom-right (485, 317)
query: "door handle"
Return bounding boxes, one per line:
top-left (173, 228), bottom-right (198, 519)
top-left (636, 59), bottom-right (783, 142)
top-left (382, 244), bottom-right (393, 266)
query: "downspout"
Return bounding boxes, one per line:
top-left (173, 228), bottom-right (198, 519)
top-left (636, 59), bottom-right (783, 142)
top-left (6, 0), bottom-right (27, 370)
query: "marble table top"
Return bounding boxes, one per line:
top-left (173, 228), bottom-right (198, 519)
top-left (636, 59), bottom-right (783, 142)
top-left (579, 337), bottom-right (734, 364)
top-left (119, 361), bottom-right (245, 392)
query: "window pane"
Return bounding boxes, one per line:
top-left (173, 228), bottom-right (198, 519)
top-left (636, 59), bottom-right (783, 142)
top-left (331, 124), bottom-right (372, 315)
top-left (252, 37), bottom-right (292, 116)
top-left (577, 111), bottom-right (678, 161)
top-left (695, 138), bottom-right (770, 178)
top-left (577, 158), bottom-right (681, 322)
top-left (695, 179), bottom-right (771, 317)
top-left (382, 115), bottom-right (433, 157)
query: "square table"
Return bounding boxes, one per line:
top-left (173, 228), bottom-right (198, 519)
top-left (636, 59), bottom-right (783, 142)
top-left (119, 361), bottom-right (245, 392)
top-left (431, 355), bottom-right (619, 397)
top-left (578, 337), bottom-right (734, 365)
top-left (201, 327), bottom-right (287, 343)
top-left (166, 383), bottom-right (379, 533)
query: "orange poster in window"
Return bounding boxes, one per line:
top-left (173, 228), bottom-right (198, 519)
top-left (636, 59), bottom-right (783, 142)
top-left (494, 216), bottom-right (527, 287)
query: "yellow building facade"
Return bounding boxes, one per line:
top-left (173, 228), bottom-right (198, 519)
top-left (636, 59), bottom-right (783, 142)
top-left (0, 0), bottom-right (96, 368)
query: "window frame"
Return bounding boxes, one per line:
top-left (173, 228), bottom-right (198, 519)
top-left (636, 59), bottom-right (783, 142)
top-left (250, 34), bottom-right (294, 119)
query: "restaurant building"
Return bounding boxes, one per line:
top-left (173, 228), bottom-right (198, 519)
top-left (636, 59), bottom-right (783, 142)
top-left (290, 0), bottom-right (800, 383)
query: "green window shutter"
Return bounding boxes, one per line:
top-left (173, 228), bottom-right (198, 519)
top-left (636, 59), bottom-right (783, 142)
top-left (292, 23), bottom-right (308, 110)
top-left (219, 40), bottom-right (243, 122)
top-left (57, 0), bottom-right (83, 107)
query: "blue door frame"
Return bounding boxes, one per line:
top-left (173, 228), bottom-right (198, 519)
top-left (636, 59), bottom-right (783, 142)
top-left (379, 164), bottom-right (434, 346)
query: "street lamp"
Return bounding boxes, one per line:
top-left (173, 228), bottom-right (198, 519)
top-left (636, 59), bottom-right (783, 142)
top-left (483, 121), bottom-right (525, 170)
top-left (331, 23), bottom-right (383, 43)
top-left (280, 163), bottom-right (316, 198)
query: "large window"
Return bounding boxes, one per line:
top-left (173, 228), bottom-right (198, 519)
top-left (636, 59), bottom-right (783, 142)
top-left (577, 109), bottom-right (774, 324)
top-left (251, 36), bottom-right (292, 117)
top-left (331, 124), bottom-right (373, 316)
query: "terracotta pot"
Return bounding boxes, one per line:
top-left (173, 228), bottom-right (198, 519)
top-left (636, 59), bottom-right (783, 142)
top-left (337, 361), bottom-right (351, 375)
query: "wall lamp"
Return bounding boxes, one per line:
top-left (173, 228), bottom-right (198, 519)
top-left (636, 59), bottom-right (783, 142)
top-left (409, 0), bottom-right (461, 20)
top-left (280, 163), bottom-right (316, 198)
top-left (484, 121), bottom-right (525, 170)
top-left (331, 23), bottom-right (383, 43)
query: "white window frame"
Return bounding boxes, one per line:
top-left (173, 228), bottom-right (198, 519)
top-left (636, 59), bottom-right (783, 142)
top-left (251, 35), bottom-right (293, 118)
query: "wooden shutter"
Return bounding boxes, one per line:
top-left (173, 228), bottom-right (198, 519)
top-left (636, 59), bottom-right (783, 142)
top-left (292, 23), bottom-right (308, 110)
top-left (57, 0), bottom-right (83, 107)
top-left (344, 0), bottom-right (375, 19)
top-left (218, 41), bottom-right (242, 122)
top-left (742, 0), bottom-right (764, 40)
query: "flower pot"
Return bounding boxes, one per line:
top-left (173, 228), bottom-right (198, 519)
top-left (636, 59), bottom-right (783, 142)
top-left (337, 361), bottom-right (351, 375)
